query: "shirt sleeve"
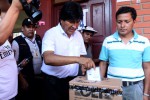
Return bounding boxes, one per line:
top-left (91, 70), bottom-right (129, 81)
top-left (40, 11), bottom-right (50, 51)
top-left (11, 40), bottom-right (19, 61)
top-left (42, 29), bottom-right (55, 55)
top-left (99, 38), bottom-right (109, 61)
top-left (142, 38), bottom-right (150, 62)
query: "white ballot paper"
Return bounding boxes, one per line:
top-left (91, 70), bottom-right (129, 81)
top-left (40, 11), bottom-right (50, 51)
top-left (86, 67), bottom-right (101, 81)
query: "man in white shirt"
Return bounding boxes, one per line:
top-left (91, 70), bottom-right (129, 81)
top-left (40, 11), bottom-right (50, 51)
top-left (41, 1), bottom-right (95, 100)
top-left (12, 18), bottom-right (42, 100)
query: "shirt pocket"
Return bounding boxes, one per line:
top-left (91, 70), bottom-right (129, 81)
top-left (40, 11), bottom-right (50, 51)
top-left (69, 42), bottom-right (81, 56)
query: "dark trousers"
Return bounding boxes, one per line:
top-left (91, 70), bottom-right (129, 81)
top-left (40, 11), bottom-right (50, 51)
top-left (15, 80), bottom-right (34, 100)
top-left (42, 72), bottom-right (75, 100)
top-left (16, 75), bottom-right (43, 100)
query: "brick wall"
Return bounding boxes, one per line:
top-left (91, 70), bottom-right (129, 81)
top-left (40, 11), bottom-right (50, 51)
top-left (116, 0), bottom-right (150, 39)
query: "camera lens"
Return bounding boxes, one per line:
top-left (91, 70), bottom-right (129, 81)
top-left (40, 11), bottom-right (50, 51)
top-left (20, 0), bottom-right (42, 23)
top-left (31, 10), bottom-right (42, 23)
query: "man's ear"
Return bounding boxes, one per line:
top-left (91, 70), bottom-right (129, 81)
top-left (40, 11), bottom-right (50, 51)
top-left (21, 27), bottom-right (24, 32)
top-left (60, 20), bottom-right (63, 24)
top-left (133, 19), bottom-right (136, 24)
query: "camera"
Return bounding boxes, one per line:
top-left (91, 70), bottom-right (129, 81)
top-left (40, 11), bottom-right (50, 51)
top-left (8, 0), bottom-right (42, 23)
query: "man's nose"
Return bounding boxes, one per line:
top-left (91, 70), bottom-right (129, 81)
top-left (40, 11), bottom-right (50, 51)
top-left (87, 34), bottom-right (92, 39)
top-left (29, 27), bottom-right (35, 30)
top-left (72, 22), bottom-right (79, 29)
top-left (121, 22), bottom-right (125, 28)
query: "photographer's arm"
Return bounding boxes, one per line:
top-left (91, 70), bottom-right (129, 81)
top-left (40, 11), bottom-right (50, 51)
top-left (0, 0), bottom-right (31, 45)
top-left (0, 5), bottom-right (19, 45)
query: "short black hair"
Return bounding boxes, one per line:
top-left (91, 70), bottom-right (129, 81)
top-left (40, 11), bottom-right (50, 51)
top-left (116, 6), bottom-right (137, 20)
top-left (59, 1), bottom-right (83, 21)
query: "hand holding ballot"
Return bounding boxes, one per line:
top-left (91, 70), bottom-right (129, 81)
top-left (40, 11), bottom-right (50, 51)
top-left (78, 57), bottom-right (96, 75)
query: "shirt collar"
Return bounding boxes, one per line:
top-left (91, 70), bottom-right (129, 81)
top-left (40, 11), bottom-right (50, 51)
top-left (57, 23), bottom-right (75, 37)
top-left (113, 30), bottom-right (138, 41)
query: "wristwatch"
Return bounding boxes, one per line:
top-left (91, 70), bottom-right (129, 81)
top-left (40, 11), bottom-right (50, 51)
top-left (143, 93), bottom-right (150, 97)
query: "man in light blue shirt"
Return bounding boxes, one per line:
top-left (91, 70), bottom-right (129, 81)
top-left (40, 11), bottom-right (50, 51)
top-left (99, 6), bottom-right (150, 100)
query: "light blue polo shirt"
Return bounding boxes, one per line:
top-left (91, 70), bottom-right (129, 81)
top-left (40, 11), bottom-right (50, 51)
top-left (99, 30), bottom-right (150, 81)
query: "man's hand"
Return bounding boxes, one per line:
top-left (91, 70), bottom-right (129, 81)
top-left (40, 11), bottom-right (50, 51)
top-left (78, 57), bottom-right (95, 70)
top-left (20, 77), bottom-right (29, 90)
top-left (19, 58), bottom-right (30, 68)
top-left (81, 65), bottom-right (86, 75)
top-left (12, 0), bottom-right (32, 10)
top-left (18, 73), bottom-right (29, 91)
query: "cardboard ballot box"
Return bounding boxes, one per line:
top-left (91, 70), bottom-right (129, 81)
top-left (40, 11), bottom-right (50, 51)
top-left (69, 76), bottom-right (122, 100)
